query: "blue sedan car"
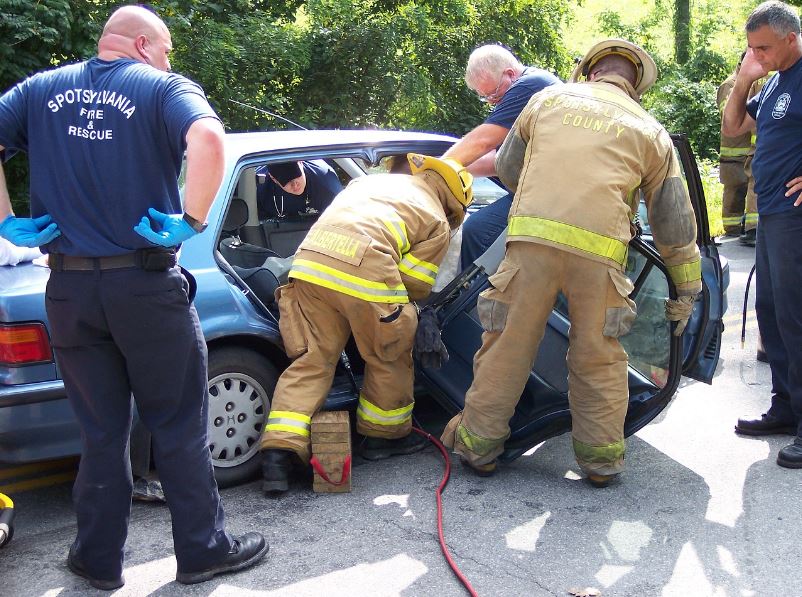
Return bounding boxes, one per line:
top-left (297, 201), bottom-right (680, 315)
top-left (0, 129), bottom-right (725, 485)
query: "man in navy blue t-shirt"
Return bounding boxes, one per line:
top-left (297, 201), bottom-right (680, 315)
top-left (0, 6), bottom-right (268, 588)
top-left (256, 159), bottom-right (343, 219)
top-left (442, 44), bottom-right (561, 270)
top-left (723, 0), bottom-right (802, 469)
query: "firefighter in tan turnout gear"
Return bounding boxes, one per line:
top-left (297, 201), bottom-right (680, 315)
top-left (441, 39), bottom-right (702, 488)
top-left (717, 55), bottom-right (760, 245)
top-left (260, 154), bottom-right (473, 494)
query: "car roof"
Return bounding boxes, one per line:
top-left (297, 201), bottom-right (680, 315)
top-left (223, 129), bottom-right (458, 159)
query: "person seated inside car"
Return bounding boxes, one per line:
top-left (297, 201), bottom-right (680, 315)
top-left (256, 160), bottom-right (343, 220)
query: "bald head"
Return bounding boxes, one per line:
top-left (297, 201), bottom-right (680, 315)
top-left (97, 5), bottom-right (172, 71)
top-left (588, 54), bottom-right (638, 88)
top-left (102, 5), bottom-right (167, 39)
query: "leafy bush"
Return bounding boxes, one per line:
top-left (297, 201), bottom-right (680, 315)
top-left (682, 46), bottom-right (730, 85)
top-left (595, 3), bottom-right (732, 165)
top-left (0, 0), bottom-right (105, 214)
top-left (698, 158), bottom-right (724, 237)
top-left (644, 73), bottom-right (719, 161)
top-left (169, 14), bottom-right (311, 131)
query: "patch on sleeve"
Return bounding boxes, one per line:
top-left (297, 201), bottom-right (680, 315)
top-left (496, 130), bottom-right (527, 192)
top-left (648, 176), bottom-right (696, 246)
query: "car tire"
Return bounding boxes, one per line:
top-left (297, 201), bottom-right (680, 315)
top-left (207, 347), bottom-right (278, 488)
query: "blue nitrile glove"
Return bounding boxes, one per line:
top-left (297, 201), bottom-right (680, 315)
top-left (0, 214), bottom-right (61, 247)
top-left (133, 208), bottom-right (197, 248)
top-left (413, 305), bottom-right (449, 369)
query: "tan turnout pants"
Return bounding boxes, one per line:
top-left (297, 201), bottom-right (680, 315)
top-left (720, 160), bottom-right (757, 233)
top-left (441, 242), bottom-right (633, 476)
top-left (260, 279), bottom-right (418, 461)
top-left (743, 155), bottom-right (758, 232)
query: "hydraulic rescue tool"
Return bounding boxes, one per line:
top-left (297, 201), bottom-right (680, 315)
top-left (0, 493), bottom-right (14, 548)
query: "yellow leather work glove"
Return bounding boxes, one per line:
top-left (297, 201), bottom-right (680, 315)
top-left (665, 295), bottom-right (696, 337)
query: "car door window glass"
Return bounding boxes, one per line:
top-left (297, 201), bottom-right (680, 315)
top-left (550, 250), bottom-right (670, 388)
top-left (620, 251), bottom-right (670, 388)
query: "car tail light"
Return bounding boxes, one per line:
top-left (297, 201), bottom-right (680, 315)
top-left (0, 323), bottom-right (54, 365)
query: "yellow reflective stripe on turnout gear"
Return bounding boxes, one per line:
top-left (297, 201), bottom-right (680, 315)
top-left (457, 423), bottom-right (505, 457)
top-left (573, 437), bottom-right (625, 463)
top-left (627, 187), bottom-right (639, 213)
top-left (357, 394), bottom-right (414, 426)
top-left (744, 213), bottom-right (759, 225)
top-left (508, 216), bottom-right (628, 266)
top-left (264, 410), bottom-right (311, 437)
top-left (722, 216), bottom-right (743, 226)
top-left (399, 253), bottom-right (439, 285)
top-left (382, 218), bottom-right (410, 255)
top-left (666, 259), bottom-right (701, 285)
top-left (290, 259), bottom-right (409, 304)
top-left (720, 146), bottom-right (750, 158)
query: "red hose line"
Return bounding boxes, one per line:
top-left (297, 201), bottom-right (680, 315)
top-left (412, 426), bottom-right (479, 597)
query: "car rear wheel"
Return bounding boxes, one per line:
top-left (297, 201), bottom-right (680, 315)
top-left (207, 347), bottom-right (278, 488)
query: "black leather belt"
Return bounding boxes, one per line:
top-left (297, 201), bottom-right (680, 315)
top-left (49, 253), bottom-right (138, 271)
top-left (49, 249), bottom-right (176, 272)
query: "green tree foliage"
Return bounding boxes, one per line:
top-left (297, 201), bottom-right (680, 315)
top-left (0, 0), bottom-right (111, 214)
top-left (3, 0), bottom-right (748, 213)
top-left (239, 0), bottom-right (571, 134)
top-left (599, 0), bottom-right (733, 160)
top-left (644, 75), bottom-right (720, 160)
top-left (169, 15), bottom-right (311, 131)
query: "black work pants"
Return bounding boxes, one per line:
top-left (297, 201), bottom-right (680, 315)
top-left (755, 210), bottom-right (802, 435)
top-left (46, 266), bottom-right (232, 580)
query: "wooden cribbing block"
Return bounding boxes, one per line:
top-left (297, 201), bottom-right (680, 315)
top-left (310, 411), bottom-right (351, 493)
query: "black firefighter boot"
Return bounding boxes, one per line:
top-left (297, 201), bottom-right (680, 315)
top-left (261, 449), bottom-right (294, 496)
top-left (360, 432), bottom-right (427, 461)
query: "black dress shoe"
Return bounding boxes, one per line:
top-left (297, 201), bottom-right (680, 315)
top-left (777, 438), bottom-right (802, 469)
top-left (261, 449), bottom-right (294, 495)
top-left (360, 433), bottom-right (427, 461)
top-left (735, 413), bottom-right (796, 436)
top-left (67, 545), bottom-right (124, 591)
top-left (175, 532), bottom-right (269, 585)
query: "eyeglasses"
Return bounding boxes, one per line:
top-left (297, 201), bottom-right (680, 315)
top-left (477, 72), bottom-right (509, 103)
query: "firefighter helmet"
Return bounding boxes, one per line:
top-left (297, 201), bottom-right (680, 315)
top-left (407, 154), bottom-right (474, 208)
top-left (570, 38), bottom-right (657, 96)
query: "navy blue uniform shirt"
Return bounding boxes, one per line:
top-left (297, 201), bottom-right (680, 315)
top-left (0, 58), bottom-right (219, 256)
top-left (747, 56), bottom-right (802, 216)
top-left (257, 159), bottom-right (343, 219)
top-left (485, 67), bottom-right (561, 130)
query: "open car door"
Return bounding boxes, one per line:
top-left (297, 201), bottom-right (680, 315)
top-left (416, 135), bottom-right (725, 461)
top-left (671, 134), bottom-right (726, 383)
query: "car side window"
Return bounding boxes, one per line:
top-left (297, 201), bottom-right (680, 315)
top-left (620, 251), bottom-right (670, 388)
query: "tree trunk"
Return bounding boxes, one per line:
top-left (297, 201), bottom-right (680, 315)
top-left (675, 0), bottom-right (691, 64)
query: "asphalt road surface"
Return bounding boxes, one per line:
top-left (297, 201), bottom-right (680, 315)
top-left (1, 238), bottom-right (799, 596)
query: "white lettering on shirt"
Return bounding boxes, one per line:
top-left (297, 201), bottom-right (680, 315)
top-left (66, 126), bottom-right (113, 140)
top-left (47, 88), bottom-right (136, 119)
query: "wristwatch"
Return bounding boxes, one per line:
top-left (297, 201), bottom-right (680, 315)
top-left (182, 212), bottom-right (208, 234)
